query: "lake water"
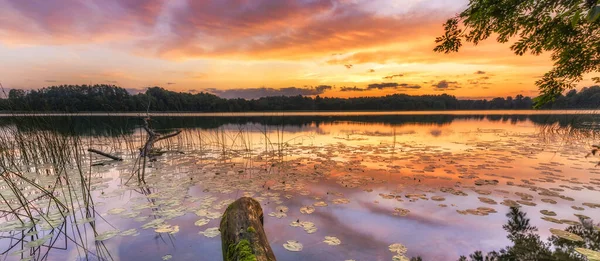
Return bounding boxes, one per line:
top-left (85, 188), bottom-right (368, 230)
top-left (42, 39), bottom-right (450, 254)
top-left (0, 111), bottom-right (599, 261)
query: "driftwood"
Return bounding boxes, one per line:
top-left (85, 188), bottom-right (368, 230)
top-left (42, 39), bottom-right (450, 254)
top-left (220, 197), bottom-right (276, 261)
top-left (140, 117), bottom-right (181, 157)
top-left (87, 148), bottom-right (123, 161)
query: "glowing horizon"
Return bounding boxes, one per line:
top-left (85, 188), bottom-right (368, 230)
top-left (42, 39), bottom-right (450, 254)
top-left (0, 0), bottom-right (597, 100)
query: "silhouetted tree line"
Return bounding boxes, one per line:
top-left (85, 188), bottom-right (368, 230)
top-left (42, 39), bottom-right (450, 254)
top-left (0, 84), bottom-right (542, 112)
top-left (1, 113), bottom-right (596, 137)
top-left (539, 86), bottom-right (600, 109)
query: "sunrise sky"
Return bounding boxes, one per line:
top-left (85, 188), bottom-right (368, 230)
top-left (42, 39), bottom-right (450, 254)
top-left (1, 0), bottom-right (597, 99)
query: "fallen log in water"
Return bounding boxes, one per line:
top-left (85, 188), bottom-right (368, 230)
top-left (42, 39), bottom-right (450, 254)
top-left (220, 197), bottom-right (276, 261)
top-left (87, 148), bottom-right (123, 161)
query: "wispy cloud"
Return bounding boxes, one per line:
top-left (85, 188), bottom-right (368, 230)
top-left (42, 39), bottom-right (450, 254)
top-left (205, 85), bottom-right (332, 99)
top-left (367, 82), bottom-right (422, 90)
top-left (383, 74), bottom-right (404, 80)
top-left (432, 80), bottom-right (460, 91)
top-left (339, 86), bottom-right (366, 92)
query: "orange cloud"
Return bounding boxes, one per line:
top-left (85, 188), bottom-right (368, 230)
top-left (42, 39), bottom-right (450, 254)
top-left (152, 1), bottom-right (455, 60)
top-left (0, 0), bottom-right (165, 44)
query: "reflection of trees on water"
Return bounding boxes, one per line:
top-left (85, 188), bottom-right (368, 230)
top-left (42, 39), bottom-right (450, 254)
top-left (457, 207), bottom-right (599, 261)
top-left (2, 114), bottom-right (600, 137)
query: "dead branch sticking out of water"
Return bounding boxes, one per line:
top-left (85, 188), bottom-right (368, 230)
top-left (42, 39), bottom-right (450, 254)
top-left (140, 118), bottom-right (182, 158)
top-left (87, 148), bottom-right (123, 161)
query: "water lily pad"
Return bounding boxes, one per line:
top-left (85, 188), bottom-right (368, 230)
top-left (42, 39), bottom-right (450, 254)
top-left (276, 205), bottom-right (289, 213)
top-left (300, 206), bottom-right (315, 214)
top-left (283, 240), bottom-right (303, 252)
top-left (199, 227), bottom-right (220, 238)
top-left (95, 229), bottom-right (120, 241)
top-left (323, 236), bottom-right (341, 246)
top-left (25, 233), bottom-right (53, 247)
top-left (541, 216), bottom-right (563, 224)
top-left (431, 196), bottom-right (445, 201)
top-left (107, 208), bottom-right (126, 215)
top-left (575, 248), bottom-right (600, 260)
top-left (332, 198), bottom-right (350, 204)
top-left (478, 197), bottom-right (497, 205)
top-left (541, 198), bottom-right (557, 204)
top-left (194, 218), bottom-right (210, 227)
top-left (389, 243), bottom-right (407, 255)
top-left (155, 224), bottom-right (179, 234)
top-left (549, 228), bottom-right (584, 242)
top-left (313, 201), bottom-right (328, 207)
top-left (268, 212), bottom-right (287, 218)
top-left (120, 228), bottom-right (139, 236)
top-left (540, 210), bottom-right (557, 216)
top-left (392, 208), bottom-right (410, 217)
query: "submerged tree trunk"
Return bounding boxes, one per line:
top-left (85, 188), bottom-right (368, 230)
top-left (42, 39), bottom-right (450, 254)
top-left (220, 197), bottom-right (276, 261)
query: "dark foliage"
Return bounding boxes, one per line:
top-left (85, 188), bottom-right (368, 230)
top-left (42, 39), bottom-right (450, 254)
top-left (435, 0), bottom-right (600, 106)
top-left (539, 85), bottom-right (600, 109)
top-left (0, 84), bottom-right (538, 112)
top-left (458, 207), bottom-right (599, 261)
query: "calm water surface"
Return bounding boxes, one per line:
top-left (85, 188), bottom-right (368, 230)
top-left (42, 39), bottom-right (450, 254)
top-left (0, 111), bottom-right (599, 261)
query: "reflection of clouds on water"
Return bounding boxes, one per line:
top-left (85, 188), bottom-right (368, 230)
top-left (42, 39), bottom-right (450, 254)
top-left (3, 113), bottom-right (600, 261)
top-left (430, 129), bottom-right (442, 137)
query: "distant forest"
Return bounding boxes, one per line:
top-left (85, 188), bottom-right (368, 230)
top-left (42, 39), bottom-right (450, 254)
top-left (1, 84), bottom-right (599, 112)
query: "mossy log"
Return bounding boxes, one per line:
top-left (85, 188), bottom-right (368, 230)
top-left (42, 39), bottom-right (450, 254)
top-left (220, 197), bottom-right (276, 261)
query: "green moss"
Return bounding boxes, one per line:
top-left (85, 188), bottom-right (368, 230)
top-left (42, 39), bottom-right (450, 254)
top-left (247, 226), bottom-right (256, 233)
top-left (227, 239), bottom-right (257, 261)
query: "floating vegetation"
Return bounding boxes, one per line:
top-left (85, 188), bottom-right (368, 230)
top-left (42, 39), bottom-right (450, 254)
top-left (162, 255), bottom-right (173, 260)
top-left (541, 216), bottom-right (563, 224)
top-left (389, 243), bottom-right (410, 261)
top-left (392, 207), bottom-right (410, 217)
top-left (313, 201), bottom-right (328, 207)
top-left (25, 233), bottom-right (53, 248)
top-left (199, 227), bottom-right (220, 238)
top-left (95, 229), bottom-right (121, 241)
top-left (283, 240), bottom-right (303, 252)
top-left (541, 198), bottom-right (557, 204)
top-left (389, 243), bottom-right (407, 255)
top-left (300, 205), bottom-right (315, 214)
top-left (583, 202), bottom-right (600, 208)
top-left (478, 197), bottom-right (497, 205)
top-left (2, 115), bottom-right (600, 260)
top-left (501, 199), bottom-right (520, 207)
top-left (323, 236), bottom-right (341, 246)
top-left (549, 228), bottom-right (584, 242)
top-left (120, 228), bottom-right (139, 236)
top-left (431, 196), bottom-right (445, 201)
top-left (290, 221), bottom-right (317, 234)
top-left (332, 198), bottom-right (350, 204)
top-left (194, 218), bottom-right (210, 227)
top-left (269, 206), bottom-right (289, 218)
top-left (457, 207), bottom-right (497, 216)
top-left (540, 210), bottom-right (557, 216)
top-left (575, 248), bottom-right (600, 260)
top-left (107, 207), bottom-right (126, 215)
top-left (155, 224), bottom-right (179, 234)
top-left (572, 206), bottom-right (585, 211)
